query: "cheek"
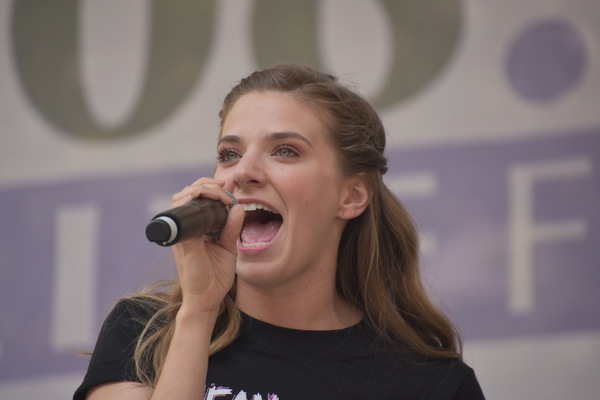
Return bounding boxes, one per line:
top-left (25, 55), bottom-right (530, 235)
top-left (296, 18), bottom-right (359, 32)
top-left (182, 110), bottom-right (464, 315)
top-left (213, 168), bottom-right (233, 187)
top-left (292, 172), bottom-right (342, 216)
top-left (212, 167), bottom-right (224, 179)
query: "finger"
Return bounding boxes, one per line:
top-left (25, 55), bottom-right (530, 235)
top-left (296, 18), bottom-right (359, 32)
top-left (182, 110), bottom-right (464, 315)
top-left (171, 184), bottom-right (222, 208)
top-left (190, 178), bottom-right (225, 187)
top-left (171, 178), bottom-right (223, 201)
top-left (194, 183), bottom-right (236, 207)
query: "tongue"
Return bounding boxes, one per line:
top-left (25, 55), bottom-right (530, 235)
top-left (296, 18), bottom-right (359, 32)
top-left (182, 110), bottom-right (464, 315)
top-left (241, 220), bottom-right (281, 244)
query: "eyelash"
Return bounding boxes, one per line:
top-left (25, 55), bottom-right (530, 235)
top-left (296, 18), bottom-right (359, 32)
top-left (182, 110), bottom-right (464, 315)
top-left (216, 148), bottom-right (240, 163)
top-left (272, 144), bottom-right (299, 158)
top-left (216, 145), bottom-right (300, 163)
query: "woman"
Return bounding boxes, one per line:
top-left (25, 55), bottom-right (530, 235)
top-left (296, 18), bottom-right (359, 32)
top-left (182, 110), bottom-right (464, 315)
top-left (74, 63), bottom-right (484, 399)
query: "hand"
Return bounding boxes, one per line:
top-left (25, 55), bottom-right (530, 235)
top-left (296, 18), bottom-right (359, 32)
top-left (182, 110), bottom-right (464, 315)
top-left (169, 178), bottom-right (244, 316)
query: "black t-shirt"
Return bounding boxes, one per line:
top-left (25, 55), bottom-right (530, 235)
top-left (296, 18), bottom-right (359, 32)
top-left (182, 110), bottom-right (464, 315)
top-left (74, 300), bottom-right (485, 399)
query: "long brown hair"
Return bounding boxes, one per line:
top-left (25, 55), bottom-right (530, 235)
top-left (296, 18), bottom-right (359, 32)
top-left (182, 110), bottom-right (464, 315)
top-left (131, 63), bottom-right (461, 386)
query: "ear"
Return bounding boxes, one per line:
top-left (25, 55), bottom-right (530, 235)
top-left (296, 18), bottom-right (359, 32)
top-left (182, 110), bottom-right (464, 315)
top-left (337, 173), bottom-right (372, 220)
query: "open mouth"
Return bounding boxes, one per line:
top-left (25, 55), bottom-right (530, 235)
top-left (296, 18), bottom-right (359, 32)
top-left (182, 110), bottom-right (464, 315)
top-left (240, 203), bottom-right (283, 248)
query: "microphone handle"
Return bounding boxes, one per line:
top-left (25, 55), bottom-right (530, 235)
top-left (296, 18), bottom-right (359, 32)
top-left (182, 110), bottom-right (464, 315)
top-left (146, 198), bottom-right (229, 246)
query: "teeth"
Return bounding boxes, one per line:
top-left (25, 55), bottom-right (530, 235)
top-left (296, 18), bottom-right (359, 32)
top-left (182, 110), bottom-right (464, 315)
top-left (241, 241), bottom-right (270, 248)
top-left (241, 203), bottom-right (275, 213)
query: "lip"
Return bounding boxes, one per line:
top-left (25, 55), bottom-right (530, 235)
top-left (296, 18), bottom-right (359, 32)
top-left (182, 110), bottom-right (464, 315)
top-left (236, 197), bottom-right (283, 256)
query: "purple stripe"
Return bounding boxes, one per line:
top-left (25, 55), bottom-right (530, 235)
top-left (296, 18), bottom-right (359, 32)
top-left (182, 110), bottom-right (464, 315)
top-left (1, 129), bottom-right (598, 380)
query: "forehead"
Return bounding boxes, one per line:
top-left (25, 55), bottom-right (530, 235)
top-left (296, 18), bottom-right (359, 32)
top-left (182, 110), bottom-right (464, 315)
top-left (220, 91), bottom-right (331, 142)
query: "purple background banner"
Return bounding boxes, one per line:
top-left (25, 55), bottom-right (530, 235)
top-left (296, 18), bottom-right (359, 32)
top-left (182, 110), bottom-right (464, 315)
top-left (1, 127), bottom-right (597, 382)
top-left (391, 128), bottom-right (599, 340)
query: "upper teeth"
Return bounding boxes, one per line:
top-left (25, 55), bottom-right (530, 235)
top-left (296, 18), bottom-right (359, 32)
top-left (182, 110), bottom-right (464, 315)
top-left (242, 203), bottom-right (275, 213)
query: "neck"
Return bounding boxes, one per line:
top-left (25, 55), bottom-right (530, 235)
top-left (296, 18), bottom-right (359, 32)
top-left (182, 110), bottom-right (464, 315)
top-left (235, 279), bottom-right (362, 331)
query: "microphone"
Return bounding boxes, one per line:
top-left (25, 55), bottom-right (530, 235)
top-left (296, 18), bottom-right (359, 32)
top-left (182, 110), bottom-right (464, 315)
top-left (145, 192), bottom-right (237, 246)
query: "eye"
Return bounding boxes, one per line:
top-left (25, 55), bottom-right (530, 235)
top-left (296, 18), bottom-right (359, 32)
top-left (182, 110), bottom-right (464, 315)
top-left (273, 145), bottom-right (299, 158)
top-left (217, 148), bottom-right (241, 163)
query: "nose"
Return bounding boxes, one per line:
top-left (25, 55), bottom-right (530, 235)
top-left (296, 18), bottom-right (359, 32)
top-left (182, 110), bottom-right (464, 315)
top-left (233, 152), bottom-right (266, 189)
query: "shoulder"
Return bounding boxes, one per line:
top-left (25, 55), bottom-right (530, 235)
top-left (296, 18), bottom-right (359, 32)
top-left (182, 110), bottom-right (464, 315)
top-left (90, 297), bottom-right (163, 357)
top-left (85, 295), bottom-right (170, 371)
top-left (97, 297), bottom-right (163, 340)
top-left (353, 336), bottom-right (483, 400)
top-left (444, 360), bottom-right (485, 399)
top-left (398, 357), bottom-right (485, 399)
top-left (73, 297), bottom-right (168, 399)
top-left (108, 296), bottom-right (165, 322)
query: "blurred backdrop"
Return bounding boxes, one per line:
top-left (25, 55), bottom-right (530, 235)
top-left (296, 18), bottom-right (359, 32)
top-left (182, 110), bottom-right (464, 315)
top-left (1, 0), bottom-right (599, 398)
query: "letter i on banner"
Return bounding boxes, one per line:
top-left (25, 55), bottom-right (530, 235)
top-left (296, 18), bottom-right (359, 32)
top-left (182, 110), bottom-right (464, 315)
top-left (51, 203), bottom-right (99, 351)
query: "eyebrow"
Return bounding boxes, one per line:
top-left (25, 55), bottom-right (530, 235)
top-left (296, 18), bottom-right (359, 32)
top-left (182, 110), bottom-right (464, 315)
top-left (218, 131), bottom-right (314, 148)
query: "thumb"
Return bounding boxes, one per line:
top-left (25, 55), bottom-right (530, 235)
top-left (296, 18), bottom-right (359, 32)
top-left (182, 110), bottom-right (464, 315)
top-left (218, 204), bottom-right (244, 253)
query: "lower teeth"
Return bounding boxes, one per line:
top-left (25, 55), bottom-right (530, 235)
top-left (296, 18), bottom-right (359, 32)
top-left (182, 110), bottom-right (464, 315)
top-left (242, 241), bottom-right (269, 248)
